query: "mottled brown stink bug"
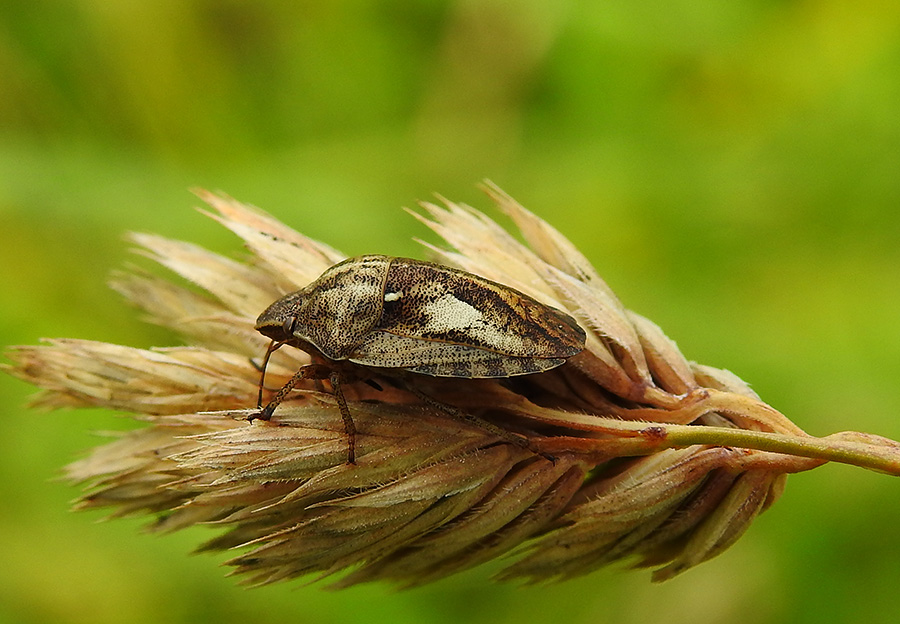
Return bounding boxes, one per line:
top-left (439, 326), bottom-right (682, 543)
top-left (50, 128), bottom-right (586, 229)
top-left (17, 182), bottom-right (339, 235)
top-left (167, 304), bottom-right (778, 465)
top-left (253, 255), bottom-right (586, 462)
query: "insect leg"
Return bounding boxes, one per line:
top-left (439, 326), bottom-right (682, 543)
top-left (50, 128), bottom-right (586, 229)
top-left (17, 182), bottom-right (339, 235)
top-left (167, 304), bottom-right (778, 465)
top-left (403, 384), bottom-right (555, 462)
top-left (253, 363), bottom-right (333, 420)
top-left (329, 371), bottom-right (357, 464)
top-left (253, 365), bottom-right (358, 465)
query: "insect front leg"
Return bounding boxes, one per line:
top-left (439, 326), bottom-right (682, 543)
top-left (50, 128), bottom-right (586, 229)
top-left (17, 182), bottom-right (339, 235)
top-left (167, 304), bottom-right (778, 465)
top-left (253, 363), bottom-right (333, 420)
top-left (253, 364), bottom-right (358, 465)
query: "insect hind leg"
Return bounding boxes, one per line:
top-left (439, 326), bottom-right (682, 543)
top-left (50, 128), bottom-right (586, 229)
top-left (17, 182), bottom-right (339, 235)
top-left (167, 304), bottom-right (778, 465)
top-left (402, 383), bottom-right (555, 463)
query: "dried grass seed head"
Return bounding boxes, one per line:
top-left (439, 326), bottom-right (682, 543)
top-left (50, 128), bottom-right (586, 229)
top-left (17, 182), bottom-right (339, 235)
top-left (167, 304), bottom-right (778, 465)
top-left (4, 183), bottom-right (900, 589)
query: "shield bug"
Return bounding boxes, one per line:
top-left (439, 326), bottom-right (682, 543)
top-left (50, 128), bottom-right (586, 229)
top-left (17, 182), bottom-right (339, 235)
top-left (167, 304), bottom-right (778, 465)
top-left (253, 255), bottom-right (586, 462)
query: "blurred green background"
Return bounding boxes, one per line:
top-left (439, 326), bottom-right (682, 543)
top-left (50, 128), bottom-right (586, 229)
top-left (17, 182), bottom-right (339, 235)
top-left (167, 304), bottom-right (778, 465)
top-left (2, 1), bottom-right (900, 623)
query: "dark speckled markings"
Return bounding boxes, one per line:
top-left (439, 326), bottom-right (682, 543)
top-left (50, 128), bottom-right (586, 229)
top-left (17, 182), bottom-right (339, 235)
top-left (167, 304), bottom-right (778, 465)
top-left (253, 255), bottom-right (586, 462)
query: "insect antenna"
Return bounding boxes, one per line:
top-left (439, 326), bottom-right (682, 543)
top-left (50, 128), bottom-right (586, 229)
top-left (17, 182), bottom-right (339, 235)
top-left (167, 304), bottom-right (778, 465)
top-left (256, 339), bottom-right (286, 409)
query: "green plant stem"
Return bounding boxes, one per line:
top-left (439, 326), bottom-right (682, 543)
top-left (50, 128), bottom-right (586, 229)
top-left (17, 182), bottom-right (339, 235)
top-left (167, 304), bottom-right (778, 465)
top-left (535, 412), bottom-right (900, 476)
top-left (630, 425), bottom-right (895, 475)
top-left (651, 426), bottom-right (891, 473)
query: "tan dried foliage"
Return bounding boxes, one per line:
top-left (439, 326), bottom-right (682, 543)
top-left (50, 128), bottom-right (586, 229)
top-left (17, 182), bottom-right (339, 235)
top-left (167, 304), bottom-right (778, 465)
top-left (5, 183), bottom-right (900, 588)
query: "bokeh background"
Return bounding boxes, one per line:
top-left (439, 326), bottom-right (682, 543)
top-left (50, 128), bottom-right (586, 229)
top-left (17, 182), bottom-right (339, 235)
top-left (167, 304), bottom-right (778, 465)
top-left (2, 1), bottom-right (900, 623)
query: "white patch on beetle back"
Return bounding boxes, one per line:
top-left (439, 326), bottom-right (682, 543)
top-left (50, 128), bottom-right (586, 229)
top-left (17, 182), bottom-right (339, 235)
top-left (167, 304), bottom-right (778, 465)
top-left (420, 293), bottom-right (528, 353)
top-left (384, 291), bottom-right (402, 302)
top-left (421, 293), bottom-right (482, 332)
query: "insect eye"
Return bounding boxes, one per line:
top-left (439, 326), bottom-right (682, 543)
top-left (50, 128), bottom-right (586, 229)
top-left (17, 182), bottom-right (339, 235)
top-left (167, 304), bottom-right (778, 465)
top-left (282, 316), bottom-right (297, 335)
